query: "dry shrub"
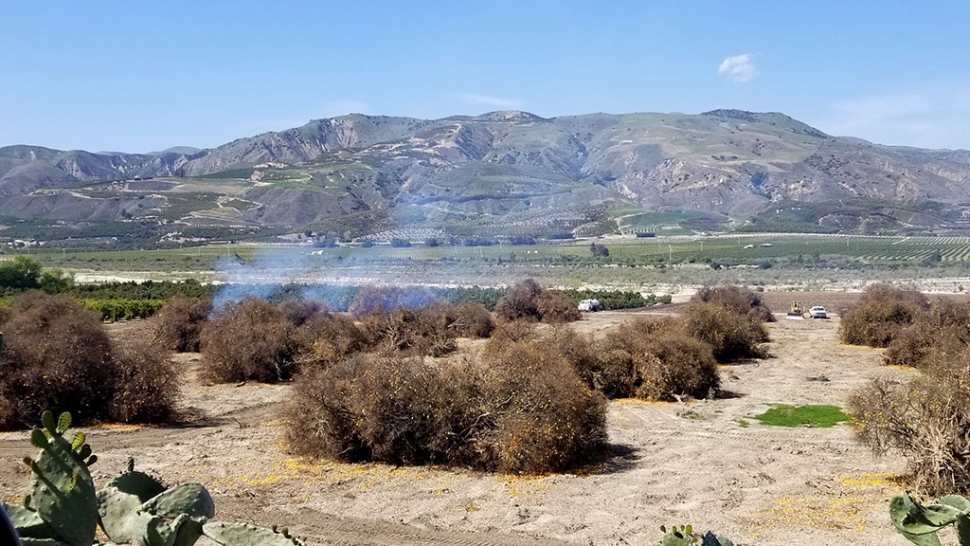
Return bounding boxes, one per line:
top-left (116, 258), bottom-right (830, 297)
top-left (494, 279), bottom-right (579, 324)
top-left (840, 283), bottom-right (930, 347)
top-left (592, 317), bottom-right (720, 400)
top-left (199, 298), bottom-right (297, 383)
top-left (285, 355), bottom-right (371, 460)
top-left (286, 339), bottom-right (607, 473)
top-left (348, 285), bottom-right (437, 319)
top-left (278, 299), bottom-right (332, 327)
top-left (452, 302), bottom-right (495, 338)
top-left (0, 291), bottom-right (179, 429)
top-left (494, 279), bottom-right (543, 322)
top-left (682, 301), bottom-right (769, 362)
top-left (0, 292), bottom-right (115, 428)
top-left (293, 312), bottom-right (367, 369)
top-left (486, 320), bottom-right (538, 348)
top-left (536, 291), bottom-right (582, 323)
top-left (884, 299), bottom-right (970, 368)
top-left (849, 357), bottom-right (970, 495)
top-left (150, 297), bottom-right (210, 352)
top-left (108, 340), bottom-right (180, 423)
top-left (692, 285), bottom-right (774, 322)
top-left (480, 337), bottom-right (607, 473)
top-left (360, 303), bottom-right (458, 357)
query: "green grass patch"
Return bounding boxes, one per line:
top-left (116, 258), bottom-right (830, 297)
top-left (752, 404), bottom-right (851, 428)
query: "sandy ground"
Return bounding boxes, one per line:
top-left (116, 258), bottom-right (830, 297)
top-left (0, 309), bottom-right (919, 545)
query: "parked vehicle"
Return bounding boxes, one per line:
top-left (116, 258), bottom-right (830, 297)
top-left (809, 306), bottom-right (828, 319)
top-left (578, 299), bottom-right (601, 312)
top-left (786, 301), bottom-right (805, 320)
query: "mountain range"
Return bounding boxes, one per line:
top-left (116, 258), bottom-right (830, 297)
top-left (2, 109), bottom-right (969, 242)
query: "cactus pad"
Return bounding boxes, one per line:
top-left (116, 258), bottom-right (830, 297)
top-left (25, 412), bottom-right (98, 546)
top-left (1, 501), bottom-right (54, 539)
top-left (203, 521), bottom-right (307, 546)
top-left (144, 483), bottom-right (215, 521)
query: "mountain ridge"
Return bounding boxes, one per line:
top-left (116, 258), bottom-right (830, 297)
top-left (1, 109), bottom-right (969, 240)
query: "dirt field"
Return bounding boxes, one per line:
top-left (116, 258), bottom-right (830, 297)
top-left (0, 306), bottom-right (917, 545)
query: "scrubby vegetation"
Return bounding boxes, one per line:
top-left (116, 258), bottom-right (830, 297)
top-left (846, 286), bottom-right (970, 495)
top-left (360, 304), bottom-right (460, 357)
top-left (839, 283), bottom-right (929, 347)
top-left (285, 339), bottom-right (607, 473)
top-left (849, 359), bottom-right (970, 495)
top-left (692, 285), bottom-right (774, 323)
top-left (577, 318), bottom-right (721, 400)
top-left (0, 291), bottom-right (178, 429)
top-left (150, 296), bottom-right (212, 352)
top-left (682, 301), bottom-right (769, 363)
top-left (883, 298), bottom-right (970, 368)
top-left (493, 279), bottom-right (580, 323)
top-left (682, 285), bottom-right (771, 362)
top-left (348, 285), bottom-right (437, 318)
top-left (199, 298), bottom-right (298, 383)
top-left (291, 311), bottom-right (366, 368)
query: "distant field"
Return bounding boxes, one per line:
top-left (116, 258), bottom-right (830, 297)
top-left (8, 233), bottom-right (970, 292)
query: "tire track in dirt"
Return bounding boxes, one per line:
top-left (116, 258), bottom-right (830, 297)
top-left (0, 402), bottom-right (279, 460)
top-left (262, 508), bottom-right (578, 546)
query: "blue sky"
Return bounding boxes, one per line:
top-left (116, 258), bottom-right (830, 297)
top-left (1, 1), bottom-right (967, 152)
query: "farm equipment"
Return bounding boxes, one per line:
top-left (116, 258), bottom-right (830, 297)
top-left (787, 301), bottom-right (805, 320)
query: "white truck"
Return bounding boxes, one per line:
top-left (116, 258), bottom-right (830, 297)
top-left (808, 306), bottom-right (828, 319)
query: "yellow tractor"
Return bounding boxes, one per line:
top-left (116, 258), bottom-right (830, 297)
top-left (787, 301), bottom-right (805, 320)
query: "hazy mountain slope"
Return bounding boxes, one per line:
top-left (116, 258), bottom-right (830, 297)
top-left (2, 109), bottom-right (970, 236)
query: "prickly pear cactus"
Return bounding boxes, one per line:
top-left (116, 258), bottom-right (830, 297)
top-left (660, 525), bottom-right (733, 546)
top-left (889, 491), bottom-right (970, 545)
top-left (97, 459), bottom-right (213, 546)
top-left (3, 411), bottom-right (309, 546)
top-left (3, 411), bottom-right (99, 546)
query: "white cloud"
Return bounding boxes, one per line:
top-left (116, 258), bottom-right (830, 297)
top-left (455, 93), bottom-right (523, 109)
top-left (718, 54), bottom-right (759, 83)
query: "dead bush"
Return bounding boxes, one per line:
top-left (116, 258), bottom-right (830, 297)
top-left (545, 326), bottom-right (633, 398)
top-left (108, 340), bottom-right (180, 423)
top-left (278, 299), bottom-right (332, 327)
top-left (682, 301), bottom-right (769, 362)
top-left (594, 317), bottom-right (720, 400)
top-left (840, 283), bottom-right (930, 347)
top-left (480, 335), bottom-right (608, 473)
top-left (0, 291), bottom-right (179, 429)
top-left (286, 342), bottom-right (608, 473)
top-left (692, 285), bottom-right (774, 322)
top-left (0, 292), bottom-right (115, 428)
top-left (293, 312), bottom-right (367, 369)
top-left (486, 320), bottom-right (537, 347)
top-left (536, 291), bottom-right (582, 323)
top-left (493, 279), bottom-right (543, 322)
top-left (849, 358), bottom-right (970, 495)
top-left (494, 279), bottom-right (580, 324)
top-left (631, 333), bottom-right (720, 401)
top-left (360, 303), bottom-right (458, 357)
top-left (199, 298), bottom-right (297, 383)
top-left (284, 355), bottom-right (371, 461)
top-left (151, 297), bottom-right (210, 352)
top-left (452, 302), bottom-right (495, 338)
top-left (884, 299), bottom-right (970, 368)
top-left (348, 285), bottom-right (437, 319)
